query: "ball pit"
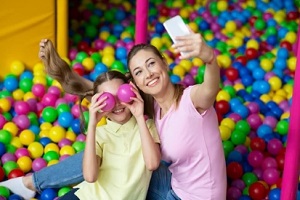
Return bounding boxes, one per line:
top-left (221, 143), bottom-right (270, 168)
top-left (0, 0), bottom-right (299, 199)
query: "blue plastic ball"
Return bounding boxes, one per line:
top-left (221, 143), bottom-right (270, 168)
top-left (116, 47), bottom-right (127, 60)
top-left (40, 188), bottom-right (57, 200)
top-left (58, 112), bottom-right (74, 128)
top-left (4, 77), bottom-right (18, 92)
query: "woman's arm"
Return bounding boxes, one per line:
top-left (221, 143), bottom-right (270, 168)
top-left (173, 32), bottom-right (220, 112)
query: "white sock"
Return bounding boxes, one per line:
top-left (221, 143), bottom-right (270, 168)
top-left (0, 177), bottom-right (36, 200)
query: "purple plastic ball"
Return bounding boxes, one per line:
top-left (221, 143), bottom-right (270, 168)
top-left (1, 153), bottom-right (17, 164)
top-left (32, 158), bottom-right (47, 172)
top-left (15, 148), bottom-right (30, 159)
top-left (117, 84), bottom-right (136, 103)
top-left (14, 101), bottom-right (30, 115)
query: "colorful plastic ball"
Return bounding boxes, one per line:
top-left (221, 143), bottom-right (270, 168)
top-left (40, 188), bottom-right (57, 200)
top-left (268, 188), bottom-right (281, 200)
top-left (1, 153), bottom-right (17, 164)
top-left (225, 67), bottom-right (239, 82)
top-left (27, 142), bottom-right (44, 159)
top-left (267, 138), bottom-right (283, 156)
top-left (32, 157), bottom-right (47, 172)
top-left (75, 51), bottom-right (88, 63)
top-left (44, 143), bottom-right (60, 154)
top-left (97, 92), bottom-right (116, 112)
top-left (0, 98), bottom-right (12, 113)
top-left (245, 48), bottom-right (259, 60)
top-left (0, 130), bottom-right (12, 144)
top-left (0, 167), bottom-right (4, 181)
top-left (58, 138), bottom-right (72, 148)
top-left (58, 187), bottom-right (71, 197)
top-left (4, 76), bottom-right (19, 92)
top-left (249, 182), bottom-right (268, 200)
top-left (3, 122), bottom-right (18, 137)
top-left (263, 168), bottom-right (280, 185)
top-left (58, 112), bottom-right (74, 128)
top-left (227, 186), bottom-right (242, 200)
top-left (227, 162), bottom-right (243, 180)
top-left (19, 78), bottom-right (33, 93)
top-left (117, 84), bottom-right (136, 103)
top-left (41, 93), bottom-right (58, 107)
top-left (12, 114), bottom-right (30, 130)
top-left (15, 147), bottom-right (30, 158)
top-left (71, 119), bottom-right (81, 134)
top-left (42, 107), bottom-right (58, 123)
top-left (72, 141), bottom-right (85, 153)
top-left (247, 150), bottom-right (264, 168)
top-left (247, 114), bottom-right (263, 130)
top-left (0, 186), bottom-right (10, 198)
top-left (215, 100), bottom-right (230, 115)
top-left (276, 120), bottom-right (288, 135)
top-left (102, 54), bottom-right (115, 67)
top-left (10, 61), bottom-right (25, 76)
top-left (48, 126), bottom-right (66, 143)
top-left (17, 156), bottom-right (32, 173)
top-left (56, 103), bottom-right (71, 114)
top-left (43, 151), bottom-right (60, 162)
top-left (59, 145), bottom-right (75, 156)
top-left (8, 168), bottom-right (24, 179)
top-left (19, 129), bottom-right (35, 146)
top-left (2, 161), bottom-right (18, 176)
top-left (261, 157), bottom-right (278, 170)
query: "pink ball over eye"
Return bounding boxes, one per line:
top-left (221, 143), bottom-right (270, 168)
top-left (98, 92), bottom-right (116, 112)
top-left (117, 84), bottom-right (136, 103)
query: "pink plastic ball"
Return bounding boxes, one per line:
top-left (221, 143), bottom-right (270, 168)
top-left (32, 84), bottom-right (46, 98)
top-left (98, 92), bottom-right (116, 112)
top-left (117, 84), bottom-right (136, 103)
top-left (263, 168), bottom-right (280, 185)
top-left (267, 138), bottom-right (283, 156)
top-left (41, 93), bottom-right (58, 107)
top-left (1, 153), bottom-right (17, 164)
top-left (58, 138), bottom-right (72, 148)
top-left (71, 104), bottom-right (87, 118)
top-left (252, 168), bottom-right (263, 180)
top-left (14, 101), bottom-right (30, 115)
top-left (247, 114), bottom-right (263, 130)
top-left (190, 66), bottom-right (198, 76)
top-left (246, 102), bottom-right (260, 114)
top-left (32, 158), bottom-right (47, 172)
top-left (64, 93), bottom-right (78, 103)
top-left (27, 99), bottom-right (38, 112)
top-left (235, 145), bottom-right (248, 155)
top-left (12, 115), bottom-right (30, 130)
top-left (76, 133), bottom-right (86, 142)
top-left (48, 86), bottom-right (61, 98)
top-left (68, 48), bottom-right (78, 60)
top-left (94, 39), bottom-right (106, 50)
top-left (278, 100), bottom-right (290, 112)
top-left (228, 113), bottom-right (242, 123)
top-left (55, 98), bottom-right (68, 107)
top-left (183, 74), bottom-right (195, 86)
top-left (0, 115), bottom-right (7, 129)
top-left (247, 150), bottom-right (264, 168)
top-left (263, 116), bottom-right (278, 129)
top-left (261, 157), bottom-right (278, 170)
top-left (15, 147), bottom-right (30, 159)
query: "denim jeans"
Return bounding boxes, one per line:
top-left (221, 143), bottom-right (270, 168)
top-left (146, 163), bottom-right (181, 200)
top-left (32, 151), bottom-right (84, 193)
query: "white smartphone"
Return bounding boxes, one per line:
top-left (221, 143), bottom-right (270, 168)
top-left (163, 15), bottom-right (190, 55)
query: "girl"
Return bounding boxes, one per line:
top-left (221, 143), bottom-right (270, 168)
top-left (59, 70), bottom-right (161, 199)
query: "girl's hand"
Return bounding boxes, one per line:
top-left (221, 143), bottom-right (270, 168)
top-left (122, 82), bottom-right (144, 119)
top-left (89, 92), bottom-right (109, 126)
top-left (172, 26), bottom-right (214, 62)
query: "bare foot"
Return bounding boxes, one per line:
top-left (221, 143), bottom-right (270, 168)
top-left (38, 39), bottom-right (93, 99)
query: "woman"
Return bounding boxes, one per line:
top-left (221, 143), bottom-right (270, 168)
top-left (0, 29), bottom-right (226, 199)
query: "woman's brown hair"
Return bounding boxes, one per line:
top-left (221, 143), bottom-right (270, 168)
top-left (127, 44), bottom-right (184, 119)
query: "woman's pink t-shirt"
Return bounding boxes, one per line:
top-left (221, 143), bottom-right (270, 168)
top-left (154, 86), bottom-right (227, 200)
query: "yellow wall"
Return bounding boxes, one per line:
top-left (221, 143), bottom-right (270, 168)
top-left (0, 0), bottom-right (68, 79)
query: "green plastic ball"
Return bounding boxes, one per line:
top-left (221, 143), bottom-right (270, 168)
top-left (0, 186), bottom-right (10, 198)
top-left (276, 120), bottom-right (289, 135)
top-left (42, 107), bottom-right (58, 123)
top-left (57, 104), bottom-right (71, 114)
top-left (230, 130), bottom-right (246, 145)
top-left (19, 78), bottom-right (33, 93)
top-left (72, 141), bottom-right (86, 153)
top-left (0, 130), bottom-right (12, 144)
top-left (242, 172), bottom-right (258, 186)
top-left (43, 151), bottom-right (60, 162)
top-left (3, 161), bottom-right (18, 176)
top-left (235, 120), bottom-right (251, 135)
top-left (58, 187), bottom-right (72, 197)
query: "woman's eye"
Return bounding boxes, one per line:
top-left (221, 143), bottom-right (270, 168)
top-left (135, 71), bottom-right (141, 76)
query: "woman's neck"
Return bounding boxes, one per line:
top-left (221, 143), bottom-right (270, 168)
top-left (154, 83), bottom-right (175, 116)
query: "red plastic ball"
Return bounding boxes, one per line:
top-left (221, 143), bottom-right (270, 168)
top-left (275, 153), bottom-right (285, 171)
top-left (229, 48), bottom-right (238, 56)
top-left (0, 167), bottom-right (5, 181)
top-left (215, 100), bottom-right (230, 115)
top-left (73, 68), bottom-right (85, 76)
top-left (8, 168), bottom-right (24, 179)
top-left (249, 16), bottom-right (257, 26)
top-left (77, 41), bottom-right (90, 52)
top-left (280, 41), bottom-right (292, 51)
top-left (160, 6), bottom-right (170, 17)
top-left (225, 67), bottom-right (239, 82)
top-left (245, 48), bottom-right (259, 60)
top-left (226, 162), bottom-right (243, 180)
top-left (250, 137), bottom-right (266, 152)
top-left (235, 56), bottom-right (248, 66)
top-left (249, 182), bottom-right (268, 200)
top-left (287, 11), bottom-right (299, 20)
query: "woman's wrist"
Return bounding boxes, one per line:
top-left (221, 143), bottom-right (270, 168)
top-left (206, 51), bottom-right (216, 65)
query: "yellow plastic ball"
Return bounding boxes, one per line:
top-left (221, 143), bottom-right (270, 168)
top-left (220, 118), bottom-right (236, 130)
top-left (102, 54), bottom-right (115, 67)
top-left (217, 0), bottom-right (228, 11)
top-left (28, 142), bottom-right (44, 159)
top-left (260, 94), bottom-right (271, 103)
top-left (44, 143), bottom-right (60, 154)
top-left (231, 36), bottom-right (243, 48)
top-left (51, 80), bottom-right (63, 91)
top-left (33, 70), bottom-right (46, 77)
top-left (246, 0), bottom-right (256, 7)
top-left (23, 92), bottom-right (36, 101)
top-left (219, 125), bottom-right (232, 141)
top-left (204, 33), bottom-right (214, 41)
top-left (188, 22), bottom-right (198, 33)
top-left (60, 145), bottom-right (75, 156)
top-left (281, 112), bottom-right (290, 120)
top-left (39, 130), bottom-right (49, 138)
top-left (12, 89), bottom-right (24, 101)
top-left (260, 59), bottom-right (273, 72)
top-left (233, 83), bottom-right (245, 91)
top-left (10, 61), bottom-right (25, 76)
top-left (122, 1), bottom-right (131, 11)
top-left (275, 89), bottom-right (287, 98)
top-left (0, 98), bottom-right (11, 113)
top-left (172, 65), bottom-right (186, 77)
top-left (17, 156), bottom-right (32, 173)
top-left (33, 63), bottom-right (44, 72)
top-left (287, 57), bottom-right (296, 71)
top-left (192, 57), bottom-right (204, 67)
top-left (49, 126), bottom-right (66, 143)
top-left (65, 131), bottom-right (77, 142)
top-left (120, 31), bottom-right (132, 40)
top-left (10, 137), bottom-right (23, 148)
top-left (225, 21), bottom-right (237, 33)
top-left (246, 39), bottom-right (259, 50)
top-left (3, 122), bottom-right (19, 137)
top-left (33, 76), bottom-right (47, 85)
top-left (179, 8), bottom-right (190, 19)
top-left (217, 55), bottom-right (231, 69)
top-left (272, 95), bottom-right (285, 104)
top-left (268, 77), bottom-right (282, 91)
top-left (102, 46), bottom-right (115, 55)
top-left (179, 60), bottom-right (193, 72)
top-left (285, 32), bottom-right (297, 44)
top-left (244, 136), bottom-right (251, 147)
top-left (216, 90), bottom-right (231, 102)
top-left (82, 57), bottom-right (95, 71)
top-left (19, 130), bottom-right (36, 146)
top-left (173, 0), bottom-right (184, 8)
top-left (97, 117), bottom-right (107, 127)
top-left (40, 122), bottom-right (53, 131)
top-left (151, 37), bottom-right (163, 50)
top-left (99, 31), bottom-right (110, 40)
top-left (283, 84), bottom-right (293, 95)
top-left (48, 160), bottom-right (59, 166)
